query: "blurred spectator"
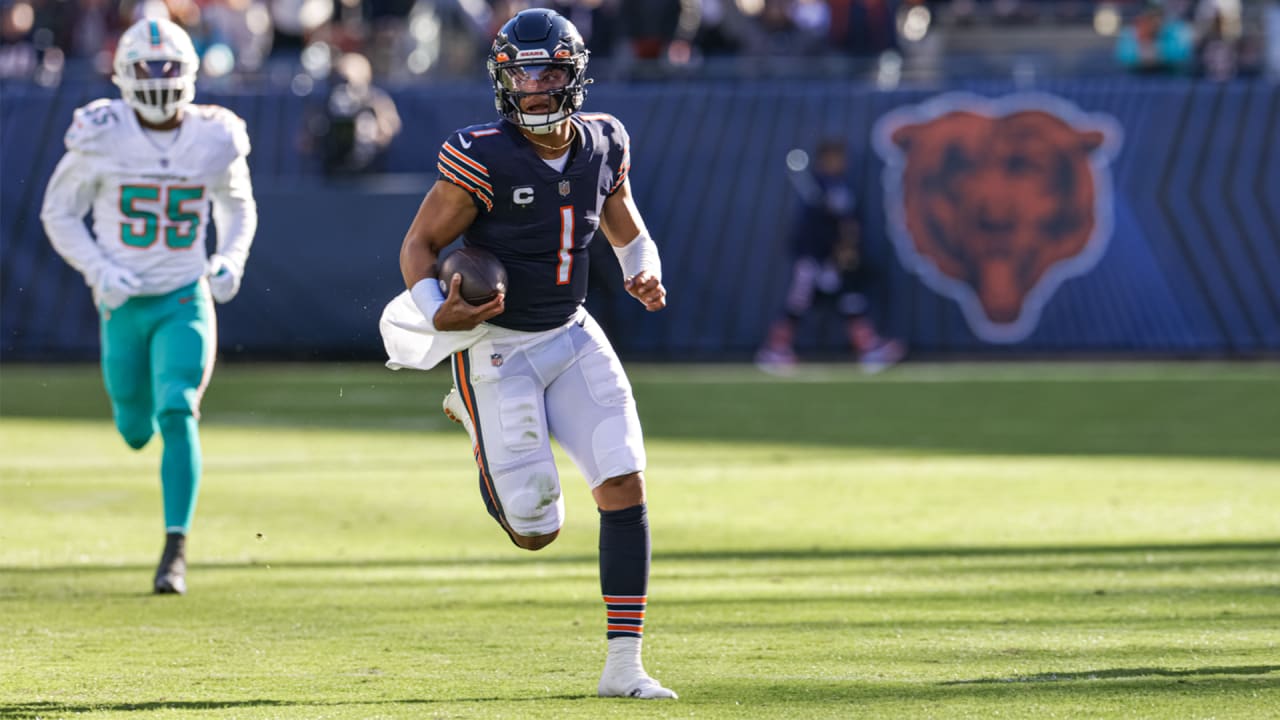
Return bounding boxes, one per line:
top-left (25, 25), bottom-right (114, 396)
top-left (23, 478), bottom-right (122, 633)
top-left (197, 0), bottom-right (275, 76)
top-left (69, 0), bottom-right (119, 60)
top-left (6, 0), bottom-right (1274, 87)
top-left (1115, 1), bottom-right (1195, 74)
top-left (689, 0), bottom-right (758, 57)
top-left (1190, 0), bottom-right (1267, 80)
top-left (745, 0), bottom-right (828, 57)
top-left (828, 0), bottom-right (899, 56)
top-left (546, 0), bottom-right (623, 57)
top-left (268, 0), bottom-right (332, 60)
top-left (380, 0), bottom-right (494, 81)
top-left (303, 51), bottom-right (402, 176)
top-left (1195, 0), bottom-right (1239, 79)
top-left (1, 2), bottom-right (41, 80)
top-left (619, 0), bottom-right (699, 63)
top-left (621, 0), bottom-right (676, 59)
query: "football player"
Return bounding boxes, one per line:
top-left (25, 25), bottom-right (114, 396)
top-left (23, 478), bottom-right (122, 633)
top-left (40, 17), bottom-right (257, 595)
top-left (755, 139), bottom-right (905, 374)
top-left (392, 8), bottom-right (676, 700)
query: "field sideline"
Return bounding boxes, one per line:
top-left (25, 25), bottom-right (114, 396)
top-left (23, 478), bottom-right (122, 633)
top-left (1, 362), bottom-right (1278, 719)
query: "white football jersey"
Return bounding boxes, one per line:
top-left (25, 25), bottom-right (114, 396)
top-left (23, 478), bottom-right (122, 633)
top-left (41, 98), bottom-right (256, 297)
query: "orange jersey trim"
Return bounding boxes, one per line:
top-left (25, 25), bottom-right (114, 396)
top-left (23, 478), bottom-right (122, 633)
top-left (438, 167), bottom-right (494, 211)
top-left (437, 153), bottom-right (493, 193)
top-left (442, 143), bottom-right (489, 176)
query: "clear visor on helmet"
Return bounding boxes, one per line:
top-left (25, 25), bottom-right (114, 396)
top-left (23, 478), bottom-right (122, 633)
top-left (497, 64), bottom-right (571, 94)
top-left (133, 59), bottom-right (189, 79)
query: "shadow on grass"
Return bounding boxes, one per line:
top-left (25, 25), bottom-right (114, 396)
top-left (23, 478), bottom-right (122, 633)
top-left (942, 664), bottom-right (1280, 684)
top-left (2, 540), bottom-right (1276, 575)
top-left (3, 364), bottom-right (1278, 460)
top-left (3, 666), bottom-right (1275, 717)
top-left (688, 666), bottom-right (1280, 708)
top-left (0, 694), bottom-right (589, 718)
top-left (4, 668), bottom-right (1275, 718)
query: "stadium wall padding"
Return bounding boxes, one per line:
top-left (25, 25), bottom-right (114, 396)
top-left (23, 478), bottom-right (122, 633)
top-left (2, 78), bottom-right (1278, 361)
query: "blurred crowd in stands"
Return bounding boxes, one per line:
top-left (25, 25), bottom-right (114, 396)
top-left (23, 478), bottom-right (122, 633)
top-left (0, 0), bottom-right (1276, 88)
top-left (1113, 0), bottom-right (1268, 78)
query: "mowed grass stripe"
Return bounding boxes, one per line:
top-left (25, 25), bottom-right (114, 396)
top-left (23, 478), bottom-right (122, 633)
top-left (1, 362), bottom-right (1277, 718)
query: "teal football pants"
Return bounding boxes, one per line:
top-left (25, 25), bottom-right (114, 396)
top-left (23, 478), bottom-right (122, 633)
top-left (100, 280), bottom-right (215, 535)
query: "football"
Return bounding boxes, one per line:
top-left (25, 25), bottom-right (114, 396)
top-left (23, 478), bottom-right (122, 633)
top-left (439, 246), bottom-right (508, 305)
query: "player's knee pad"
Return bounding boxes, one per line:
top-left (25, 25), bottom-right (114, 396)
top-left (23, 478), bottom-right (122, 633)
top-left (590, 415), bottom-right (646, 485)
top-left (492, 460), bottom-right (564, 537)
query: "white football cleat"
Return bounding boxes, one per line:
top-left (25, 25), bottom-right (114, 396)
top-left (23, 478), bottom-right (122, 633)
top-left (597, 637), bottom-right (677, 699)
top-left (442, 388), bottom-right (473, 436)
top-left (754, 346), bottom-right (797, 376)
top-left (859, 339), bottom-right (905, 375)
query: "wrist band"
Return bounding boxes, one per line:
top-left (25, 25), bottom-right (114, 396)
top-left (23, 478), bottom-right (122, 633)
top-left (410, 277), bottom-right (445, 331)
top-left (613, 232), bottom-right (661, 281)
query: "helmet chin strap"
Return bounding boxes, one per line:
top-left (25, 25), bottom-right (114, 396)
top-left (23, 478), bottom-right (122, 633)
top-left (514, 105), bottom-right (569, 134)
top-left (524, 118), bottom-right (564, 135)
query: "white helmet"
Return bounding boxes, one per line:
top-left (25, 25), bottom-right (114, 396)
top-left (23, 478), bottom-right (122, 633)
top-left (112, 18), bottom-right (199, 124)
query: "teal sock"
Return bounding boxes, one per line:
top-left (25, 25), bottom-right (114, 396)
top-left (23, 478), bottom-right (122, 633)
top-left (158, 412), bottom-right (200, 534)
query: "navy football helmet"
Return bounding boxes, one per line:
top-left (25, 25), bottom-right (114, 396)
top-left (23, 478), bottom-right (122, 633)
top-left (487, 9), bottom-right (590, 134)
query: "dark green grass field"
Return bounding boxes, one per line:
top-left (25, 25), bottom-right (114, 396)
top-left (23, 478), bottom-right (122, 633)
top-left (1, 361), bottom-right (1278, 719)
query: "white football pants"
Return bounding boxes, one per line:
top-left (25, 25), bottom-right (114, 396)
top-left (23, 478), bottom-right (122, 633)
top-left (449, 309), bottom-right (646, 537)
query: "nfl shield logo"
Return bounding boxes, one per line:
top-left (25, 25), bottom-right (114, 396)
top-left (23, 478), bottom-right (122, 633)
top-left (490, 353), bottom-right (504, 367)
top-left (558, 180), bottom-right (571, 197)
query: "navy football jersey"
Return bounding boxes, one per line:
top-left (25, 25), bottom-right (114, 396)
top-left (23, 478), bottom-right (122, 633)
top-left (791, 172), bottom-right (855, 261)
top-left (435, 113), bottom-right (631, 331)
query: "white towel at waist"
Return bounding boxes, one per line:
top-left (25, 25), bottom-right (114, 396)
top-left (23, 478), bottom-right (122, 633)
top-left (379, 289), bottom-right (488, 371)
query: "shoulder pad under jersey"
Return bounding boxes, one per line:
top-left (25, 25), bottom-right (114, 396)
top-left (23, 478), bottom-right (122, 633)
top-left (437, 125), bottom-right (501, 213)
top-left (189, 104), bottom-right (252, 159)
top-left (577, 112), bottom-right (628, 138)
top-left (63, 99), bottom-right (128, 154)
top-left (578, 113), bottom-right (630, 192)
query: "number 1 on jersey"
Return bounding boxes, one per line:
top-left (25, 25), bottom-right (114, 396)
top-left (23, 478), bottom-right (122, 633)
top-left (557, 205), bottom-right (573, 285)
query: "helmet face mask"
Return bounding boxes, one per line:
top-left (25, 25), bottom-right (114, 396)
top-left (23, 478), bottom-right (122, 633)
top-left (487, 10), bottom-right (590, 134)
top-left (112, 19), bottom-right (199, 125)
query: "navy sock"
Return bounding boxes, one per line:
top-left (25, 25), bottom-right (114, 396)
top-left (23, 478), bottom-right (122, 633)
top-left (599, 503), bottom-right (649, 639)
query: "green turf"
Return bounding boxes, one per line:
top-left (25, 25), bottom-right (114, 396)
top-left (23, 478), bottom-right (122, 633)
top-left (1, 362), bottom-right (1278, 719)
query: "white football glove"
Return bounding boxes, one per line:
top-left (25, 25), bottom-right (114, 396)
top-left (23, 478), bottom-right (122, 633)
top-left (92, 264), bottom-right (142, 311)
top-left (207, 254), bottom-right (242, 304)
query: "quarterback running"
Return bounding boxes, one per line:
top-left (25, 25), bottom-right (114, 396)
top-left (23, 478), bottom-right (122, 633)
top-left (382, 8), bottom-right (676, 700)
top-left (40, 17), bottom-right (257, 595)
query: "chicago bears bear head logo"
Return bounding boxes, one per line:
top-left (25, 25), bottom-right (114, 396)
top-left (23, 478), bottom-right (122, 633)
top-left (873, 93), bottom-right (1121, 343)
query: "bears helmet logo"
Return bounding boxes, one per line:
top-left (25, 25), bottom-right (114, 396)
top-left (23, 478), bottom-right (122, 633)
top-left (873, 93), bottom-right (1122, 343)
